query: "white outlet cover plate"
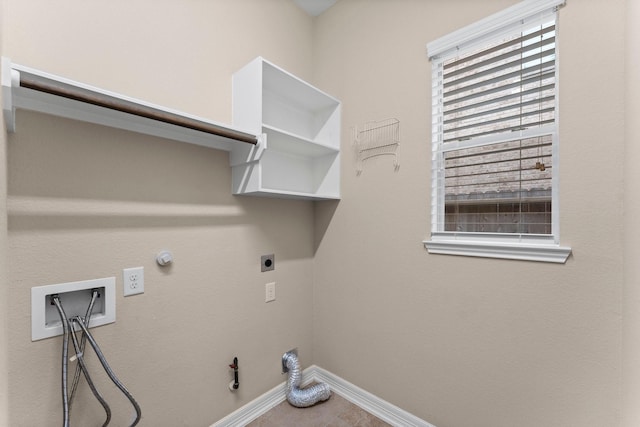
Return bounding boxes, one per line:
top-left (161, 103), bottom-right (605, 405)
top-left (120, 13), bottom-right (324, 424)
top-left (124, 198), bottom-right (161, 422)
top-left (123, 266), bottom-right (144, 296)
top-left (31, 277), bottom-right (116, 341)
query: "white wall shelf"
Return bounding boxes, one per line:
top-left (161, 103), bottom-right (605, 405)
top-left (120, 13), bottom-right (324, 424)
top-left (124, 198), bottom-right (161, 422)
top-left (1, 57), bottom-right (258, 152)
top-left (263, 125), bottom-right (338, 157)
top-left (231, 57), bottom-right (341, 200)
top-left (2, 56), bottom-right (340, 200)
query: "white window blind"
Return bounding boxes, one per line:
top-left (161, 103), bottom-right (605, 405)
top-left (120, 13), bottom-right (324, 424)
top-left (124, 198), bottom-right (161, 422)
top-left (442, 23), bottom-right (556, 144)
top-left (425, 0), bottom-right (571, 263)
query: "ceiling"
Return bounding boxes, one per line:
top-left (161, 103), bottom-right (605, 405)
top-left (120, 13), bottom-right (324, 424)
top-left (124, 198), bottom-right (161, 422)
top-left (294, 0), bottom-right (337, 16)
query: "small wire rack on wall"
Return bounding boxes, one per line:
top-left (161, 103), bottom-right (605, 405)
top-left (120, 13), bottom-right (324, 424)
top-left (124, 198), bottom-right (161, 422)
top-left (353, 118), bottom-right (400, 174)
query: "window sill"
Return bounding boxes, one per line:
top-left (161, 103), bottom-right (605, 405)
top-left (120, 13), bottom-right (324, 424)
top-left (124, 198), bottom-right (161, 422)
top-left (424, 233), bottom-right (571, 263)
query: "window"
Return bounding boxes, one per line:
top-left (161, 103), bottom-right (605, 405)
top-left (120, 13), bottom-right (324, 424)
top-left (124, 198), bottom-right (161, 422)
top-left (425, 0), bottom-right (571, 263)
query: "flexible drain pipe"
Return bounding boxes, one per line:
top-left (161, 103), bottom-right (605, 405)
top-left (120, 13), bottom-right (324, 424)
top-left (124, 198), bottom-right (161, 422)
top-left (282, 351), bottom-right (331, 408)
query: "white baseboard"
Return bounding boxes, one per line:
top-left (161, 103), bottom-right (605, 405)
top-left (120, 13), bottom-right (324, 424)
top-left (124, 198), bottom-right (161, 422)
top-left (210, 380), bottom-right (287, 427)
top-left (211, 365), bottom-right (436, 427)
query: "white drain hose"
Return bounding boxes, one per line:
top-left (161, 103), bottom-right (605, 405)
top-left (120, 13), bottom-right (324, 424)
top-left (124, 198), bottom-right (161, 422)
top-left (283, 352), bottom-right (331, 408)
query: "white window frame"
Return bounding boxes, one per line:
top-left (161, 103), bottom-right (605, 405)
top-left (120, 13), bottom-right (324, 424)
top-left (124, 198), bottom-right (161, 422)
top-left (424, 0), bottom-right (571, 263)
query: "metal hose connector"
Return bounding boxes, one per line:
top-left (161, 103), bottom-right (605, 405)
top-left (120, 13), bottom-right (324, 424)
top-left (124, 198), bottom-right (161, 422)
top-left (282, 351), bottom-right (331, 408)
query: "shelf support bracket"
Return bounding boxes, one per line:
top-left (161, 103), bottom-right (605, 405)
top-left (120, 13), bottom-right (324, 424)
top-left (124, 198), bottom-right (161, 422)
top-left (1, 57), bottom-right (18, 132)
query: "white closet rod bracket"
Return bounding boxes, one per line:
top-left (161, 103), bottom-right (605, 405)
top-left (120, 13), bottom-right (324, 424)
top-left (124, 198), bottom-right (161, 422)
top-left (1, 57), bottom-right (258, 151)
top-left (1, 57), bottom-right (18, 132)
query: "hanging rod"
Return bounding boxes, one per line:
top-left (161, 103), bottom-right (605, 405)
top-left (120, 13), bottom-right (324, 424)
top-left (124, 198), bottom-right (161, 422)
top-left (2, 57), bottom-right (259, 150)
top-left (19, 75), bottom-right (257, 144)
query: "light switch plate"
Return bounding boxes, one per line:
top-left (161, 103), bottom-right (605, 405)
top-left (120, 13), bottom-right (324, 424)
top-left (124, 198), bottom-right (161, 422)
top-left (265, 282), bottom-right (276, 302)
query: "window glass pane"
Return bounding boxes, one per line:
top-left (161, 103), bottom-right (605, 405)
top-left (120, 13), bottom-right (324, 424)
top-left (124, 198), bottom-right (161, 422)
top-left (444, 201), bottom-right (552, 234)
top-left (443, 135), bottom-right (552, 234)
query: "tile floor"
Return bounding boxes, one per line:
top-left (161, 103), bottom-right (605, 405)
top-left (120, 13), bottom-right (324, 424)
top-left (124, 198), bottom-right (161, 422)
top-left (246, 392), bottom-right (392, 427)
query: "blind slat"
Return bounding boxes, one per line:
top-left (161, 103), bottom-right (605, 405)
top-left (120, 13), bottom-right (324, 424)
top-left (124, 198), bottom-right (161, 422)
top-left (444, 71), bottom-right (555, 107)
top-left (443, 57), bottom-right (555, 96)
top-left (444, 119), bottom-right (555, 142)
top-left (445, 140), bottom-right (552, 164)
top-left (442, 84), bottom-right (555, 117)
top-left (443, 25), bottom-right (555, 69)
top-left (443, 34), bottom-right (555, 81)
top-left (443, 95), bottom-right (555, 125)
top-left (444, 107), bottom-right (555, 135)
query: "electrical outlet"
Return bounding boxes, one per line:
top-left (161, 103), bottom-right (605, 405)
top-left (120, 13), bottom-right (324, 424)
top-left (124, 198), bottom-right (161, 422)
top-left (261, 254), bottom-right (275, 272)
top-left (123, 267), bottom-right (144, 296)
top-left (265, 282), bottom-right (276, 302)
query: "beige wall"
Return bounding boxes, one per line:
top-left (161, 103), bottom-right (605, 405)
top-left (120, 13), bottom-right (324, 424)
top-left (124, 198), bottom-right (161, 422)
top-left (3, 1), bottom-right (317, 426)
top-left (623, 0), bottom-right (640, 425)
top-left (313, 1), bottom-right (625, 426)
top-left (0, 0), bottom-right (9, 425)
top-left (0, 109), bottom-right (8, 427)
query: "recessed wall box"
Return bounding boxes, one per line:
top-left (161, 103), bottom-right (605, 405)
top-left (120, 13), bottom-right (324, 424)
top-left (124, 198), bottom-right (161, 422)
top-left (31, 277), bottom-right (116, 341)
top-left (261, 254), bottom-right (275, 272)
